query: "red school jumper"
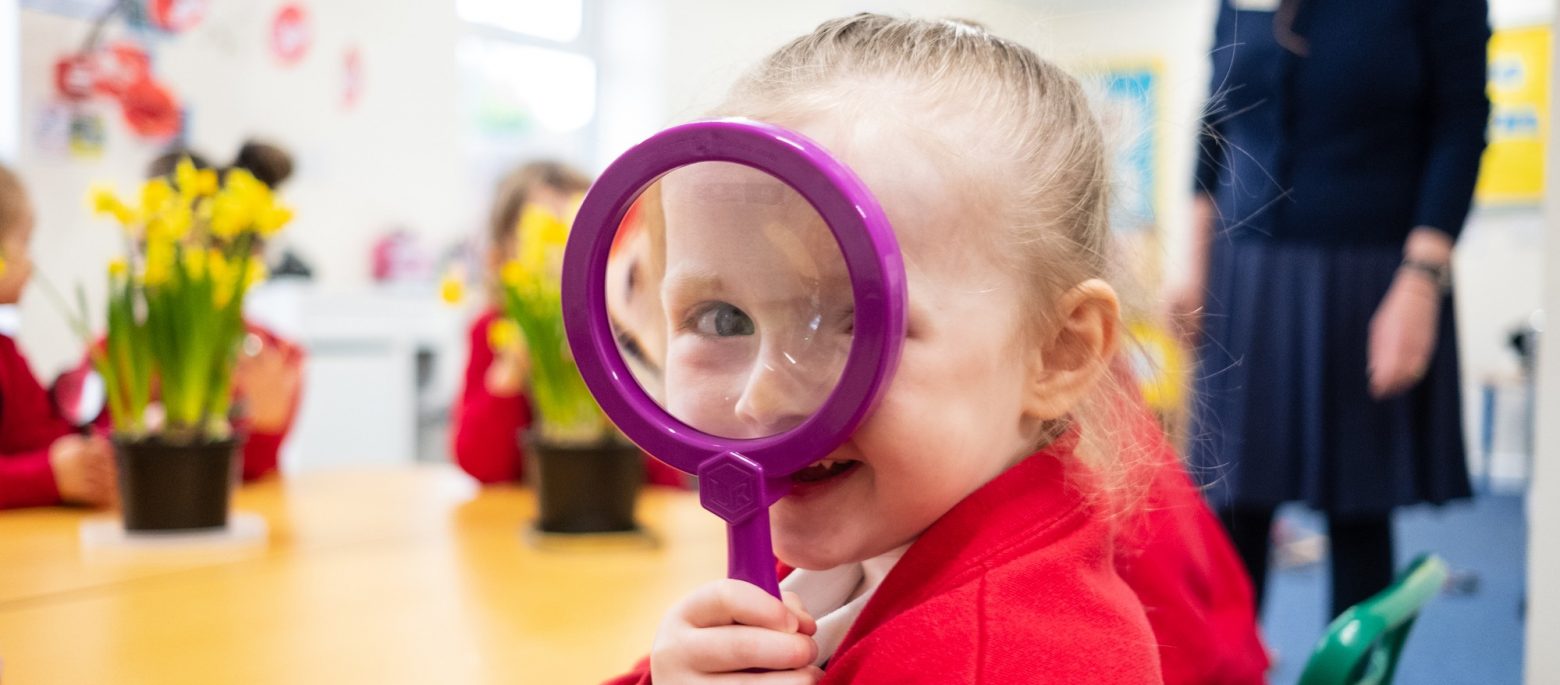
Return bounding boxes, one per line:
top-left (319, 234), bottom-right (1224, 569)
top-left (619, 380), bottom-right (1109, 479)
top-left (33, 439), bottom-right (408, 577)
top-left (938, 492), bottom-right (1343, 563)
top-left (452, 308), bottom-right (684, 488)
top-left (0, 334), bottom-right (76, 508)
top-left (603, 432), bottom-right (1164, 684)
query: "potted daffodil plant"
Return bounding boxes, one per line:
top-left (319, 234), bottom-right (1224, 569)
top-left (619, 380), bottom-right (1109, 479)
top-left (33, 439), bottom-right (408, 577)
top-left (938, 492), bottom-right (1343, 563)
top-left (497, 203), bottom-right (643, 534)
top-left (83, 159), bottom-right (291, 531)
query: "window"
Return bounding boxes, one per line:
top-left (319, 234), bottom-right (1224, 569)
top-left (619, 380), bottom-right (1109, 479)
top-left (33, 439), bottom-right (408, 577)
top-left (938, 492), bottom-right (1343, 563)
top-left (456, 0), bottom-right (582, 43)
top-left (457, 0), bottom-right (597, 189)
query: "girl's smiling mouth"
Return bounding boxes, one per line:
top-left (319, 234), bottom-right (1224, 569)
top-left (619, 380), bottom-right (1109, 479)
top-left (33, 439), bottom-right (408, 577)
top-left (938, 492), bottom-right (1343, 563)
top-left (789, 458), bottom-right (862, 495)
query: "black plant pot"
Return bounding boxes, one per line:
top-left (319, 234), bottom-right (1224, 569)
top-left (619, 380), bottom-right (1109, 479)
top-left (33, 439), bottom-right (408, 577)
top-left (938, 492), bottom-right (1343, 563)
top-left (525, 433), bottom-right (644, 534)
top-left (113, 435), bottom-right (241, 532)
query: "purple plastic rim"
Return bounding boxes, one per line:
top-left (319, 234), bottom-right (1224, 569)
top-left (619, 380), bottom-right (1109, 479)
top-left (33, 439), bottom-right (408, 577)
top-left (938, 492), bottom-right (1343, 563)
top-left (562, 118), bottom-right (908, 486)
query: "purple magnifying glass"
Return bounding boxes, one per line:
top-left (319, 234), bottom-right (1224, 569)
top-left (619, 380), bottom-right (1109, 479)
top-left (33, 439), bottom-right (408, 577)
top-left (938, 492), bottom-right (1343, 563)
top-left (562, 118), bottom-right (907, 597)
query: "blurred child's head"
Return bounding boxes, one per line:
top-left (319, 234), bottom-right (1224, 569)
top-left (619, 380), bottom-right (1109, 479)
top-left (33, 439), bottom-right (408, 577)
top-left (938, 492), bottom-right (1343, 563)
top-left (658, 15), bottom-right (1129, 569)
top-left (149, 140), bottom-right (294, 190)
top-left (0, 163), bottom-right (36, 305)
top-left (488, 161), bottom-right (592, 286)
top-left (147, 147), bottom-right (212, 180)
top-left (231, 140), bottom-right (294, 189)
top-left (607, 186), bottom-right (669, 396)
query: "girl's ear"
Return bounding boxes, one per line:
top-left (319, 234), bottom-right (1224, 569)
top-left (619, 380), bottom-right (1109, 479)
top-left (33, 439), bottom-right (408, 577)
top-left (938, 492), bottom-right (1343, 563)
top-left (1022, 279), bottom-right (1121, 421)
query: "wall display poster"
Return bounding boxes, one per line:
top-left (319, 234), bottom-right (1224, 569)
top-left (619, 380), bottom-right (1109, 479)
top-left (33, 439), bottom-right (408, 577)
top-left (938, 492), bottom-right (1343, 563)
top-left (270, 4), bottom-right (312, 66)
top-left (1092, 62), bottom-right (1162, 234)
top-left (1476, 25), bottom-right (1550, 206)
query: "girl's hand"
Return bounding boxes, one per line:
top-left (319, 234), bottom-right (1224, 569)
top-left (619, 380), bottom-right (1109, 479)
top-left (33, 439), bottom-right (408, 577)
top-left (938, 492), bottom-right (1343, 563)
top-left (650, 580), bottom-right (823, 683)
top-left (483, 336), bottom-right (530, 398)
top-left (49, 434), bottom-right (117, 507)
top-left (233, 337), bottom-right (302, 433)
top-left (1367, 269), bottom-right (1441, 399)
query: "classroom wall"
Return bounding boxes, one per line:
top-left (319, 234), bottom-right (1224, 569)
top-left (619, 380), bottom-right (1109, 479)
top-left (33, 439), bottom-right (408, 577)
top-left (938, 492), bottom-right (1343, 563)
top-left (1525, 4), bottom-right (1559, 681)
top-left (14, 0), bottom-right (469, 378)
top-left (1, 0), bottom-right (17, 162)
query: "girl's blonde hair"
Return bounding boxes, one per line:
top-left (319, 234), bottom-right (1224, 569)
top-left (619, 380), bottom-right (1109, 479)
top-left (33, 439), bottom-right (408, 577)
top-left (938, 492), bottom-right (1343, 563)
top-left (489, 160), bottom-right (593, 249)
top-left (712, 14), bottom-right (1150, 503)
top-left (0, 163), bottom-right (28, 238)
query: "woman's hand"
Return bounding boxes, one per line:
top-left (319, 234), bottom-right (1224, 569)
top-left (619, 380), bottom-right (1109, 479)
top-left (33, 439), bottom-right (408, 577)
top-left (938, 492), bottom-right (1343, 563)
top-left (650, 580), bottom-right (822, 683)
top-left (1163, 194), bottom-right (1216, 348)
top-left (1163, 279), bottom-right (1207, 350)
top-left (1367, 268), bottom-right (1442, 399)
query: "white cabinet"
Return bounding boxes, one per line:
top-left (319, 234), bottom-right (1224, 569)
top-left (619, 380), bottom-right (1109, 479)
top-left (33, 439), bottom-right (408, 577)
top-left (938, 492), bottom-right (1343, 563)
top-left (249, 283), bottom-right (469, 473)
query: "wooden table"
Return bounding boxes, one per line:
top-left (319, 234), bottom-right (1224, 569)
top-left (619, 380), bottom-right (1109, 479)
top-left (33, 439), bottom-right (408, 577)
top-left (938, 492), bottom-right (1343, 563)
top-left (0, 466), bottom-right (725, 684)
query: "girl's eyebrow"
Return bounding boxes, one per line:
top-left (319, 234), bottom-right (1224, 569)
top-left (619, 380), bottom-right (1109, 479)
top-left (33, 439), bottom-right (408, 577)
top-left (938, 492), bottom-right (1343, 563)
top-left (661, 266), bottom-right (726, 297)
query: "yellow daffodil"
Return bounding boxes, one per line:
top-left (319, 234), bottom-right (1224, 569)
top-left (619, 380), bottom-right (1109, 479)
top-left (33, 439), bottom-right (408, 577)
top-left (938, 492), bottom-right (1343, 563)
top-left (147, 202), bottom-right (194, 242)
top-left (224, 168), bottom-right (273, 209)
top-left (90, 185), bottom-right (137, 226)
top-left (143, 236), bottom-right (174, 286)
top-left (487, 318), bottom-right (521, 352)
top-left (245, 259), bottom-right (267, 289)
top-left (208, 194), bottom-right (249, 240)
top-left (107, 258), bottom-right (128, 279)
top-left (439, 268), bottom-right (465, 306)
top-left (181, 245), bottom-right (207, 281)
top-left (140, 178), bottom-right (176, 220)
top-left (195, 168), bottom-right (220, 197)
top-left (207, 251), bottom-right (231, 307)
top-left (515, 204), bottom-right (570, 278)
top-left (255, 204), bottom-right (294, 238)
top-left (207, 249), bottom-right (230, 281)
top-left (207, 169), bottom-right (283, 240)
top-left (174, 158), bottom-right (199, 199)
top-left (499, 259), bottom-right (527, 289)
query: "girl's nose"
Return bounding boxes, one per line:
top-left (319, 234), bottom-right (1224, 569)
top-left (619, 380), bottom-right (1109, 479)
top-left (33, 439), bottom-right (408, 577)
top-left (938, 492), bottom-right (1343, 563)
top-left (733, 354), bottom-right (827, 436)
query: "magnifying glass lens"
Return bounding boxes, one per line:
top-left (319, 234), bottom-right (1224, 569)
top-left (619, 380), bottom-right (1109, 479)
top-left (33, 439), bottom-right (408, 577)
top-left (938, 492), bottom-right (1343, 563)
top-left (606, 162), bottom-right (853, 441)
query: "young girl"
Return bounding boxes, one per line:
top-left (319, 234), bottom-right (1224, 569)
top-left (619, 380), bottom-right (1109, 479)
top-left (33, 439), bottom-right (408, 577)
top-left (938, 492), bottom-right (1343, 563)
top-left (453, 162), bottom-right (683, 487)
top-left (0, 163), bottom-right (117, 509)
top-left (606, 15), bottom-right (1180, 682)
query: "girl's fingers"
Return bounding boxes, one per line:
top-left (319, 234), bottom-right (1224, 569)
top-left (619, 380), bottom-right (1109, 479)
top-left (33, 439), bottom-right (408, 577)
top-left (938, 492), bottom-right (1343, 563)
top-left (683, 625), bottom-right (818, 673)
top-left (780, 591), bottom-right (817, 636)
top-left (682, 580), bottom-right (799, 632)
top-left (711, 665), bottom-right (825, 685)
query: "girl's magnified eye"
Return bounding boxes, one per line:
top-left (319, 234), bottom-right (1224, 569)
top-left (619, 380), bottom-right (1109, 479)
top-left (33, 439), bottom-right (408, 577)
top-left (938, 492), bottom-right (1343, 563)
top-left (690, 302), bottom-right (756, 337)
top-left (617, 330), bottom-right (647, 365)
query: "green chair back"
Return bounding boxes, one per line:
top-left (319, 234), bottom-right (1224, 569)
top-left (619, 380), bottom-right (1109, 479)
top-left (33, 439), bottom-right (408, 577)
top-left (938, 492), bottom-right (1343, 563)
top-left (1297, 553), bottom-right (1449, 685)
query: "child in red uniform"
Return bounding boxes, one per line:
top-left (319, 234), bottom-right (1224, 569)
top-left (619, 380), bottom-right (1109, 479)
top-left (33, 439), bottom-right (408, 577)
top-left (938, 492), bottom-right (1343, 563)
top-left (453, 162), bottom-right (682, 487)
top-left (0, 163), bottom-right (117, 509)
top-left (1113, 371), bottom-right (1270, 685)
top-left (605, 16), bottom-right (1179, 683)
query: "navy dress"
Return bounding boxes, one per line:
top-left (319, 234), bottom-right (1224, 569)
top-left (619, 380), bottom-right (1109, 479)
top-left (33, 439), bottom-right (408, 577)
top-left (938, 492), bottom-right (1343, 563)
top-left (1190, 0), bottom-right (1488, 517)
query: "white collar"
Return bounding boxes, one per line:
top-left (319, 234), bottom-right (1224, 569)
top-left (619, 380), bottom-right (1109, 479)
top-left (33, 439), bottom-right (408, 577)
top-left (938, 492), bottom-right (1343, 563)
top-left (0, 305), bottom-right (19, 336)
top-left (780, 544), bottom-right (910, 667)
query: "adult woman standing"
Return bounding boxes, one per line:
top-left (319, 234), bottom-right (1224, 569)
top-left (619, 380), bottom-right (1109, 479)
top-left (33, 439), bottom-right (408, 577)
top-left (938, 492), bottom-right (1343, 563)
top-left (1174, 0), bottom-right (1490, 618)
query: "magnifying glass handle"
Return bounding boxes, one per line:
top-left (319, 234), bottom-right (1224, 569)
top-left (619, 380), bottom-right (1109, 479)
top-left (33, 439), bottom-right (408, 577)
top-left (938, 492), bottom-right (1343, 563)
top-left (727, 510), bottom-right (781, 598)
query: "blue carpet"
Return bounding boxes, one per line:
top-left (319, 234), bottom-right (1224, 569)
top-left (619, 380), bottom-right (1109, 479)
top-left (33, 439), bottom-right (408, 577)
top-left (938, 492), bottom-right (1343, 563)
top-left (1261, 494), bottom-right (1527, 684)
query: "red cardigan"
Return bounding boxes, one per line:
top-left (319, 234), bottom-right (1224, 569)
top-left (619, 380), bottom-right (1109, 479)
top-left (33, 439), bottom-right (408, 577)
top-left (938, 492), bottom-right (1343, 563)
top-left (0, 334), bottom-right (75, 508)
top-left (452, 309), bottom-right (684, 488)
top-left (605, 433), bottom-right (1164, 683)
